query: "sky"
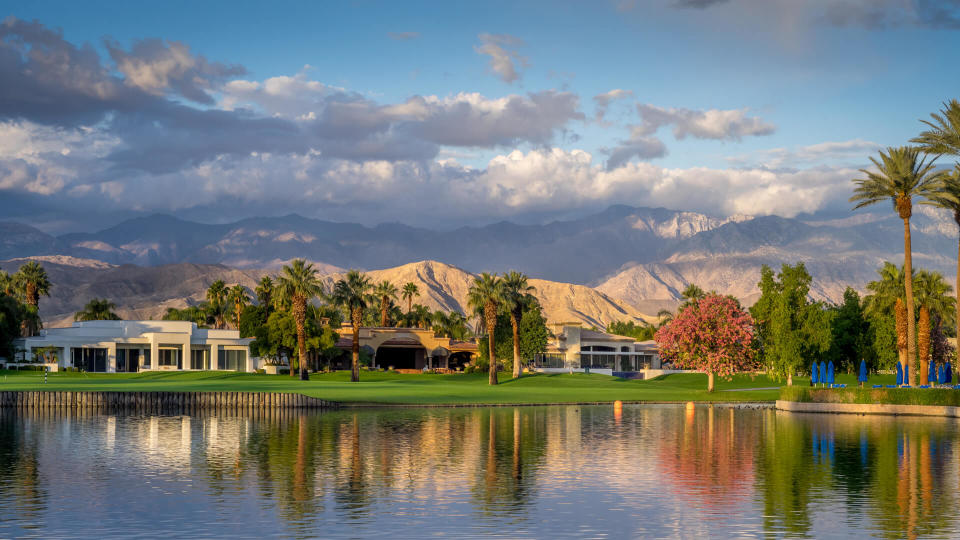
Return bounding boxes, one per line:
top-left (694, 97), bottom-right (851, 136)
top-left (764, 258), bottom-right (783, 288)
top-left (1, 0), bottom-right (959, 233)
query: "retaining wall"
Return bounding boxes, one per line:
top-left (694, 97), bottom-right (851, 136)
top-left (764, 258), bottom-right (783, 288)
top-left (776, 399), bottom-right (960, 418)
top-left (0, 391), bottom-right (337, 412)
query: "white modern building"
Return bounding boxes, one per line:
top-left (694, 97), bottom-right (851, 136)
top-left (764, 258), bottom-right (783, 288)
top-left (10, 320), bottom-right (253, 373)
top-left (531, 323), bottom-right (662, 377)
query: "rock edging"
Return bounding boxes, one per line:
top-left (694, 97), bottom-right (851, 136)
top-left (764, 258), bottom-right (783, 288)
top-left (776, 400), bottom-right (960, 418)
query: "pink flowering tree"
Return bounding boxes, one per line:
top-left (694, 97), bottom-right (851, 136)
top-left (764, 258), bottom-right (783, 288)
top-left (655, 293), bottom-right (758, 392)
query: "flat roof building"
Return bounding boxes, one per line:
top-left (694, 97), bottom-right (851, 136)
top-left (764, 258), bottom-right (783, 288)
top-left (10, 320), bottom-right (253, 373)
top-left (531, 322), bottom-right (661, 377)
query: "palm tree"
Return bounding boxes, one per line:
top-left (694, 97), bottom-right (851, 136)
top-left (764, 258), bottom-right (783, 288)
top-left (468, 273), bottom-right (506, 386)
top-left (74, 298), bottom-right (121, 321)
top-left (924, 165), bottom-right (960, 345)
top-left (228, 284), bottom-right (250, 330)
top-left (14, 261), bottom-right (50, 336)
top-left (331, 270), bottom-right (373, 382)
top-left (402, 282), bottom-right (419, 314)
top-left (865, 262), bottom-right (911, 379)
top-left (914, 269), bottom-right (955, 384)
top-left (14, 261), bottom-right (50, 308)
top-left (373, 281), bottom-right (398, 327)
top-left (255, 276), bottom-right (274, 310)
top-left (913, 99), bottom-right (960, 157)
top-left (0, 270), bottom-right (15, 297)
top-left (206, 280), bottom-right (228, 330)
top-left (412, 304), bottom-right (432, 329)
top-left (851, 147), bottom-right (941, 385)
top-left (502, 271), bottom-right (536, 378)
top-left (276, 259), bottom-right (324, 380)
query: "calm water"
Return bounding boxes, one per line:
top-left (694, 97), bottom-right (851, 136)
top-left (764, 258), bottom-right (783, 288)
top-left (0, 405), bottom-right (958, 539)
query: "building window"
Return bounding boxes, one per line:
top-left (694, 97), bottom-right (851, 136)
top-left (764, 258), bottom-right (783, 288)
top-left (218, 349), bottom-right (247, 372)
top-left (158, 349), bottom-right (178, 367)
top-left (191, 348), bottom-right (209, 370)
top-left (72, 348), bottom-right (107, 372)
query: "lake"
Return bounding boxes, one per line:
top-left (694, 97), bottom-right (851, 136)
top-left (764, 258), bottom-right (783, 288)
top-left (0, 404), bottom-right (958, 538)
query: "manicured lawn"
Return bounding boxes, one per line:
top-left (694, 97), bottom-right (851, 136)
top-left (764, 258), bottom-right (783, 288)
top-left (0, 369), bottom-right (904, 405)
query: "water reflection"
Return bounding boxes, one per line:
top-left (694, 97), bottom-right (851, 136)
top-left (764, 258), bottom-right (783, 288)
top-left (1, 406), bottom-right (960, 538)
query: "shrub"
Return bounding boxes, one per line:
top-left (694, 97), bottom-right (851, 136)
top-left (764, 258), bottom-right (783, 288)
top-left (780, 386), bottom-right (960, 407)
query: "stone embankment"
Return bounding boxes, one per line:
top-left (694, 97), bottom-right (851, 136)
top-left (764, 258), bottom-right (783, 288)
top-left (0, 391), bottom-right (337, 412)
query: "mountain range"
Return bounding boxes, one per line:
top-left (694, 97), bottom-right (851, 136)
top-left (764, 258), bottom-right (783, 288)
top-left (2, 204), bottom-right (958, 328)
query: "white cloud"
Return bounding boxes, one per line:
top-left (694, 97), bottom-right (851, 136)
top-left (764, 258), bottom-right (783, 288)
top-left (726, 138), bottom-right (881, 168)
top-left (474, 33), bottom-right (527, 83)
top-left (593, 89), bottom-right (634, 123)
top-left (636, 103), bottom-right (776, 141)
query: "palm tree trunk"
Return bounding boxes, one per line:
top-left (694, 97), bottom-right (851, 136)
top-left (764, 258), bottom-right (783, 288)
top-left (904, 217), bottom-right (917, 386)
top-left (486, 302), bottom-right (498, 386)
top-left (26, 282), bottom-right (37, 307)
top-left (919, 306), bottom-right (930, 385)
top-left (380, 297), bottom-right (388, 327)
top-left (294, 297), bottom-right (306, 378)
top-left (351, 306), bottom-right (361, 382)
top-left (511, 311), bottom-right (521, 378)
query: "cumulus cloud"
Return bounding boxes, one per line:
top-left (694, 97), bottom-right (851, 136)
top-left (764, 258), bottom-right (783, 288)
top-left (474, 33), bottom-right (527, 83)
top-left (605, 126), bottom-right (667, 170)
top-left (636, 103), bottom-right (775, 141)
top-left (593, 89), bottom-right (633, 123)
top-left (105, 38), bottom-right (245, 104)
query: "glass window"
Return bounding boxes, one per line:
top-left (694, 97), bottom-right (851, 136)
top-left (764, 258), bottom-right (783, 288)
top-left (217, 349), bottom-right (247, 372)
top-left (191, 348), bottom-right (209, 370)
top-left (158, 349), bottom-right (178, 367)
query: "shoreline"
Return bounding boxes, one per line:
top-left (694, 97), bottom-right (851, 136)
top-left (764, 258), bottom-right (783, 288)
top-left (776, 399), bottom-right (960, 418)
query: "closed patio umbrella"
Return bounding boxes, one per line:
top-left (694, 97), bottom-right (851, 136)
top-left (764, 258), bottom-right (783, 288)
top-left (929, 360), bottom-right (937, 386)
top-left (858, 360), bottom-right (867, 386)
top-left (827, 361), bottom-right (835, 385)
top-left (948, 361), bottom-right (953, 384)
top-left (896, 363), bottom-right (903, 386)
top-left (939, 363), bottom-right (946, 385)
top-left (904, 363), bottom-right (909, 385)
top-left (811, 362), bottom-right (819, 385)
top-left (820, 361), bottom-right (827, 387)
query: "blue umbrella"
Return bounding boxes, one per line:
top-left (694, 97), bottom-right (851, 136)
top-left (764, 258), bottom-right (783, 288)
top-left (858, 360), bottom-right (867, 384)
top-left (896, 363), bottom-right (903, 386)
top-left (811, 362), bottom-right (819, 384)
top-left (929, 360), bottom-right (937, 385)
top-left (820, 361), bottom-right (827, 387)
top-left (948, 361), bottom-right (954, 384)
top-left (904, 363), bottom-right (910, 385)
top-left (827, 361), bottom-right (835, 385)
top-left (939, 363), bottom-right (946, 385)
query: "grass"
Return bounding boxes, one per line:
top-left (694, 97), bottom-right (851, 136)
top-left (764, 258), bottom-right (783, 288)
top-left (0, 369), bottom-right (794, 405)
top-left (781, 384), bottom-right (960, 407)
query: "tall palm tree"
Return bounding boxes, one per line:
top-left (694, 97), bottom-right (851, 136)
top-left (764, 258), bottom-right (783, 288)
top-left (851, 146), bottom-right (941, 385)
top-left (401, 282), bottom-right (419, 314)
top-left (14, 261), bottom-right (50, 336)
top-left (228, 284), bottom-right (250, 330)
top-left (913, 99), bottom-right (960, 157)
top-left (276, 259), bottom-right (324, 380)
top-left (255, 276), bottom-right (274, 310)
top-left (468, 273), bottom-right (506, 386)
top-left (502, 271), bottom-right (536, 379)
top-left (206, 279), bottom-right (228, 330)
top-left (914, 269), bottom-right (955, 384)
top-left (74, 298), bottom-right (121, 321)
top-left (373, 281), bottom-right (398, 327)
top-left (924, 165), bottom-right (960, 345)
top-left (412, 304), bottom-right (432, 329)
top-left (14, 261), bottom-right (50, 308)
top-left (331, 270), bottom-right (373, 382)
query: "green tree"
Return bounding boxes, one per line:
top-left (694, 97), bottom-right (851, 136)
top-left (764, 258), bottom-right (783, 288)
top-left (255, 275), bottom-right (274, 310)
top-left (162, 305), bottom-right (209, 327)
top-left (0, 295), bottom-right (24, 359)
top-left (864, 262), bottom-right (910, 372)
top-left (851, 146), bottom-right (941, 385)
top-left (74, 298), bottom-right (121, 321)
top-left (276, 259), bottom-right (324, 380)
top-left (0, 271), bottom-right (15, 297)
top-left (518, 304), bottom-right (549, 364)
top-left (206, 279), bottom-right (228, 330)
top-left (914, 269), bottom-right (954, 383)
top-left (468, 273), bottom-right (506, 386)
top-left (923, 165), bottom-right (960, 346)
top-left (502, 271), bottom-right (536, 378)
top-left (401, 282), bottom-right (419, 314)
top-left (827, 288), bottom-right (873, 374)
top-left (14, 261), bottom-right (50, 336)
top-left (606, 320), bottom-right (655, 341)
top-left (227, 284), bottom-right (250, 331)
top-left (751, 263), bottom-right (833, 385)
top-left (913, 99), bottom-right (960, 156)
top-left (331, 269), bottom-right (373, 382)
top-left (373, 281), bottom-right (398, 327)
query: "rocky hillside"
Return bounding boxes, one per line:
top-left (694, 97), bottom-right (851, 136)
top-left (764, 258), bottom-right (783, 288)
top-left (0, 258), bottom-right (652, 330)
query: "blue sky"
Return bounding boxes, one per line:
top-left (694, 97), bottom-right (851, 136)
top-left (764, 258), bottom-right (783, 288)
top-left (1, 0), bottom-right (959, 232)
